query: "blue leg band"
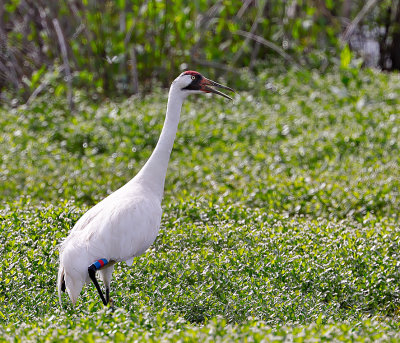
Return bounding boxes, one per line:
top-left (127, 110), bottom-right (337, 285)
top-left (92, 258), bottom-right (109, 270)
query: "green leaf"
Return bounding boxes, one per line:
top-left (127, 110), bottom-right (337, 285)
top-left (340, 44), bottom-right (352, 69)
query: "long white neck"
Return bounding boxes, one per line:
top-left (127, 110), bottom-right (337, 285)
top-left (134, 85), bottom-right (185, 200)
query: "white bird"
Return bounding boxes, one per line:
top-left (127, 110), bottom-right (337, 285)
top-left (57, 71), bottom-right (234, 307)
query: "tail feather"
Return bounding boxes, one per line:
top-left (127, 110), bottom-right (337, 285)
top-left (57, 264), bottom-right (65, 308)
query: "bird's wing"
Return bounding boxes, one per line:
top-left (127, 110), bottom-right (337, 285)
top-left (59, 190), bottom-right (121, 252)
top-left (60, 189), bottom-right (162, 261)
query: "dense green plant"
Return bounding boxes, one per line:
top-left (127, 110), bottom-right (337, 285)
top-left (1, 68), bottom-right (399, 218)
top-left (0, 69), bottom-right (399, 340)
top-left (2, 0), bottom-right (400, 101)
top-left (1, 201), bottom-right (400, 341)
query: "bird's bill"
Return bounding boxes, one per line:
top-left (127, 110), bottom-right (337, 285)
top-left (200, 78), bottom-right (235, 100)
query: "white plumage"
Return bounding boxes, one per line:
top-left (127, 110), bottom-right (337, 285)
top-left (57, 71), bottom-right (234, 307)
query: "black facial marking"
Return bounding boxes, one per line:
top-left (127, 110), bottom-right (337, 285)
top-left (182, 74), bottom-right (203, 91)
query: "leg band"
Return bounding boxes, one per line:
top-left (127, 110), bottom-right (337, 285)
top-left (91, 258), bottom-right (109, 270)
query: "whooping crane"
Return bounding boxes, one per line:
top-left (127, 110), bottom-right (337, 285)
top-left (57, 71), bottom-right (234, 307)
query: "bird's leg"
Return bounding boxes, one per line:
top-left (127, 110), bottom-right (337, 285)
top-left (100, 263), bottom-right (115, 308)
top-left (106, 287), bottom-right (110, 304)
top-left (88, 265), bottom-right (107, 305)
top-left (88, 259), bottom-right (109, 306)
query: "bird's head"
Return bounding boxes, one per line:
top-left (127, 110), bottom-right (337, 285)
top-left (173, 71), bottom-right (235, 100)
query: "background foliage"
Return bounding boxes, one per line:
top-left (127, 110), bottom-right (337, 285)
top-left (1, 69), bottom-right (399, 219)
top-left (0, 68), bottom-right (400, 341)
top-left (1, 0), bottom-right (400, 102)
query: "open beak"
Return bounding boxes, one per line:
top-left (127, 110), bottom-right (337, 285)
top-left (200, 78), bottom-right (235, 100)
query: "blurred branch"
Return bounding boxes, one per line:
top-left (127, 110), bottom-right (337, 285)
top-left (235, 30), bottom-right (301, 68)
top-left (390, 0), bottom-right (400, 70)
top-left (190, 2), bottom-right (223, 60)
top-left (0, 2), bottom-right (27, 96)
top-left (341, 0), bottom-right (352, 19)
top-left (0, 59), bottom-right (20, 89)
top-left (68, 1), bottom-right (95, 70)
top-left (26, 66), bottom-right (63, 106)
top-left (231, 1), bottom-right (266, 68)
top-left (26, 76), bottom-right (48, 106)
top-left (52, 18), bottom-right (73, 111)
top-left (236, 0), bottom-right (253, 19)
top-left (313, 0), bottom-right (336, 24)
top-left (197, 1), bottom-right (223, 29)
top-left (378, 6), bottom-right (391, 69)
top-left (124, 21), bottom-right (134, 46)
top-left (342, 0), bottom-right (380, 42)
top-left (192, 56), bottom-right (239, 74)
top-left (129, 47), bottom-right (139, 94)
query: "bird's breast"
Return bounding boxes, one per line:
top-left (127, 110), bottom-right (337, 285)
top-left (61, 184), bottom-right (163, 267)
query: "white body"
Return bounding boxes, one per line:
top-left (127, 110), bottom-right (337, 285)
top-left (58, 74), bottom-right (191, 305)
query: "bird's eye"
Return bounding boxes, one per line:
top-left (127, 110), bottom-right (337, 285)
top-left (191, 75), bottom-right (196, 80)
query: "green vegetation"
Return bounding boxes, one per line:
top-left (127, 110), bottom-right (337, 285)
top-left (1, 68), bottom-right (400, 341)
top-left (2, 0), bottom-right (400, 100)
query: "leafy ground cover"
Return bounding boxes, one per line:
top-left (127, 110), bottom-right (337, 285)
top-left (0, 68), bottom-right (400, 341)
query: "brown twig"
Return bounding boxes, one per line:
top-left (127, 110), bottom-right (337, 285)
top-left (341, 0), bottom-right (380, 42)
top-left (190, 2), bottom-right (223, 60)
top-left (236, 0), bottom-right (253, 19)
top-left (230, 0), bottom-right (267, 70)
top-left (235, 30), bottom-right (301, 68)
top-left (26, 65), bottom-right (65, 105)
top-left (192, 56), bottom-right (240, 74)
top-left (129, 47), bottom-right (139, 94)
top-left (0, 59), bottom-right (20, 89)
top-left (52, 18), bottom-right (73, 111)
top-left (68, 1), bottom-right (96, 73)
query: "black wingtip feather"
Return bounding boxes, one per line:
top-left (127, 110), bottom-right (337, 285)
top-left (61, 275), bottom-right (66, 292)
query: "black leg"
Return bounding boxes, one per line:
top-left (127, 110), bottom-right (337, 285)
top-left (106, 287), bottom-right (110, 304)
top-left (88, 265), bottom-right (108, 306)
